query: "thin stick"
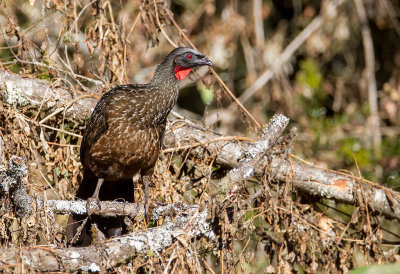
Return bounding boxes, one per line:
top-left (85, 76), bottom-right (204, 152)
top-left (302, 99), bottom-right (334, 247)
top-left (354, 0), bottom-right (381, 150)
top-left (127, 13), bottom-right (141, 39)
top-left (233, 237), bottom-right (251, 266)
top-left (63, 93), bottom-right (100, 111)
top-left (33, 84), bottom-right (53, 122)
top-left (22, 114), bottom-right (83, 138)
top-left (154, 0), bottom-right (178, 48)
top-left (253, 0), bottom-right (265, 48)
top-left (38, 123), bottom-right (82, 138)
top-left (202, 258), bottom-right (216, 274)
top-left (38, 107), bottom-right (65, 124)
top-left (70, 0), bottom-right (97, 33)
top-left (39, 169), bottom-right (60, 199)
top-left (47, 142), bottom-right (79, 147)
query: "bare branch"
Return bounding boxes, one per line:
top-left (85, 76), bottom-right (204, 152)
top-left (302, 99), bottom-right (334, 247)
top-left (220, 114), bottom-right (290, 185)
top-left (354, 0), bottom-right (381, 150)
top-left (0, 70), bottom-right (97, 120)
top-left (39, 199), bottom-right (145, 218)
top-left (164, 117), bottom-right (400, 221)
top-left (0, 204), bottom-right (212, 272)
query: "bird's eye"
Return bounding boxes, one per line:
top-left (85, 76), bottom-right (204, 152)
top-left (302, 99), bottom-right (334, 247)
top-left (186, 54), bottom-right (193, 60)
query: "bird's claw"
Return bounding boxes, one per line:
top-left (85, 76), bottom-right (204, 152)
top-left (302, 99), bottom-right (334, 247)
top-left (87, 197), bottom-right (101, 214)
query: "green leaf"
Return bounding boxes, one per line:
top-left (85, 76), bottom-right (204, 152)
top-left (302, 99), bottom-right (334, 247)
top-left (200, 87), bottom-right (214, 105)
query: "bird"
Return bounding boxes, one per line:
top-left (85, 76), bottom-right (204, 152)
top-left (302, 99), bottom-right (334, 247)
top-left (66, 47), bottom-right (213, 246)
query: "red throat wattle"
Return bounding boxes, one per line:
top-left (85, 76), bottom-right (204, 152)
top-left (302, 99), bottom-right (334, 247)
top-left (174, 66), bottom-right (192, 80)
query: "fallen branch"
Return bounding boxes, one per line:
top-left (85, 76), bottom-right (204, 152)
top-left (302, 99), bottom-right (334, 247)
top-left (0, 70), bottom-right (97, 120)
top-left (220, 114), bottom-right (289, 186)
top-left (0, 203), bottom-right (212, 272)
top-left (39, 199), bottom-right (145, 218)
top-left (164, 117), bottom-right (400, 221)
top-left (39, 199), bottom-right (201, 221)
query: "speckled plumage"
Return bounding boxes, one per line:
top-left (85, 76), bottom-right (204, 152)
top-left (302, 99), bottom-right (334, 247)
top-left (81, 82), bottom-right (178, 183)
top-left (67, 47), bottom-right (213, 246)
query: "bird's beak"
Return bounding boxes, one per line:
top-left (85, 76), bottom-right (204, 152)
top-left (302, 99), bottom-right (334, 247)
top-left (201, 57), bottom-right (213, 67)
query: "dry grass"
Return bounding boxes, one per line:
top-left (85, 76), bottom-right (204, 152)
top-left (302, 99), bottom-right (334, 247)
top-left (0, 0), bottom-right (400, 272)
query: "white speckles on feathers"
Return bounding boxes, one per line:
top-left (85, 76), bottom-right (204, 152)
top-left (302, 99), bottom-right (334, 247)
top-left (81, 73), bottom-right (179, 182)
top-left (80, 47), bottom-right (210, 182)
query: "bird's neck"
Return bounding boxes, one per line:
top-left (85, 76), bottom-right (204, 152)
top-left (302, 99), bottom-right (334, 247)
top-left (148, 66), bottom-right (179, 100)
top-left (149, 58), bottom-right (178, 86)
top-left (144, 60), bottom-right (180, 125)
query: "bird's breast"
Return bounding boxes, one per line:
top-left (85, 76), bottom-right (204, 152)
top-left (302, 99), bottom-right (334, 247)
top-left (83, 85), bottom-right (177, 181)
top-left (87, 122), bottom-right (164, 181)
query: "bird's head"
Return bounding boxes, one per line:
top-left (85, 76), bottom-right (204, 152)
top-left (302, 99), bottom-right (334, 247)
top-left (151, 47), bottom-right (213, 83)
top-left (166, 47), bottom-right (214, 81)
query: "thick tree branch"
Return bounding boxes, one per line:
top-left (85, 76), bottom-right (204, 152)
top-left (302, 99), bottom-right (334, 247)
top-left (0, 203), bottom-right (211, 272)
top-left (164, 119), bottom-right (400, 221)
top-left (0, 70), bottom-right (97, 120)
top-left (39, 199), bottom-right (145, 218)
top-left (220, 114), bottom-right (290, 186)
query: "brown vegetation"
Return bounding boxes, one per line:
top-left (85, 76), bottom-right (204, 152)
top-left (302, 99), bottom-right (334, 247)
top-left (0, 0), bottom-right (400, 272)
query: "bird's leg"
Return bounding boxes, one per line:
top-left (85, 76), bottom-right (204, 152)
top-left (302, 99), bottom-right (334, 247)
top-left (87, 177), bottom-right (104, 213)
top-left (142, 175), bottom-right (151, 220)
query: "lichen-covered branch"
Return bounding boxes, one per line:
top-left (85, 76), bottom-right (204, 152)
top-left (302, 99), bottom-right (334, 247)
top-left (164, 119), bottom-right (400, 221)
top-left (39, 199), bottom-right (200, 221)
top-left (0, 70), bottom-right (97, 120)
top-left (38, 199), bottom-right (145, 218)
top-left (0, 203), bottom-right (211, 272)
top-left (219, 114), bottom-right (290, 186)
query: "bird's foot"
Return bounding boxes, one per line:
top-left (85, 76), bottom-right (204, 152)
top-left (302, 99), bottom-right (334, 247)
top-left (143, 175), bottom-right (151, 221)
top-left (143, 200), bottom-right (149, 221)
top-left (86, 196), bottom-right (101, 214)
top-left (86, 177), bottom-right (104, 214)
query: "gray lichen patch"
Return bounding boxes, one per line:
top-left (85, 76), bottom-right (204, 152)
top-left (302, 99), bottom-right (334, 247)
top-left (0, 156), bottom-right (32, 217)
top-left (4, 81), bottom-right (30, 106)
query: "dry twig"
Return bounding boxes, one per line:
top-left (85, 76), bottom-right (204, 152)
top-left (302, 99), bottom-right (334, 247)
top-left (354, 0), bottom-right (381, 150)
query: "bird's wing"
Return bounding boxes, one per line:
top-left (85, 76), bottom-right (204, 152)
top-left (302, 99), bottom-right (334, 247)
top-left (80, 84), bottom-right (147, 164)
top-left (80, 90), bottom-right (114, 164)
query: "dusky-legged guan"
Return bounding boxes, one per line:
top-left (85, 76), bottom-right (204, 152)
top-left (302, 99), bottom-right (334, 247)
top-left (66, 47), bottom-right (213, 246)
